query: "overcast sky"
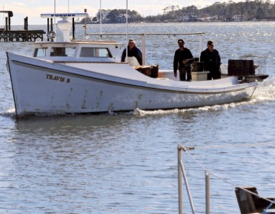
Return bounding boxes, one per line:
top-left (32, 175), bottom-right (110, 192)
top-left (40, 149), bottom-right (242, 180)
top-left (1, 0), bottom-right (243, 25)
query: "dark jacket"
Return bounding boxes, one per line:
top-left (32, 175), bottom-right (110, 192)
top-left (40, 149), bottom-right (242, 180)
top-left (121, 46), bottom-right (143, 65)
top-left (173, 48), bottom-right (193, 75)
top-left (200, 48), bottom-right (221, 72)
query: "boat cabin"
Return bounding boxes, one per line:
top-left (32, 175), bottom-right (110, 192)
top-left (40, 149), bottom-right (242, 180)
top-left (33, 41), bottom-right (123, 63)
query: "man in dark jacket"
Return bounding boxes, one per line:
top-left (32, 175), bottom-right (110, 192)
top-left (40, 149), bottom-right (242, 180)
top-left (200, 40), bottom-right (221, 80)
top-left (121, 39), bottom-right (142, 65)
top-left (173, 39), bottom-right (194, 81)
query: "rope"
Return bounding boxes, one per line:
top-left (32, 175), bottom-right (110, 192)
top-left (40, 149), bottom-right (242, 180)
top-left (263, 199), bottom-right (275, 212)
top-left (188, 141), bottom-right (275, 150)
top-left (181, 146), bottom-right (275, 206)
top-left (86, 32), bottom-right (206, 36)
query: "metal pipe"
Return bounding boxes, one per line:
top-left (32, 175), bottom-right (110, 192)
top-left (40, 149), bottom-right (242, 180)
top-left (68, 0), bottom-right (70, 13)
top-left (100, 0), bottom-right (102, 35)
top-left (205, 171), bottom-right (210, 214)
top-left (141, 34), bottom-right (145, 65)
top-left (47, 18), bottom-right (49, 41)
top-left (87, 32), bottom-right (205, 36)
top-left (180, 159), bottom-right (196, 214)
top-left (54, 0), bottom-right (56, 41)
top-left (84, 15), bottom-right (87, 36)
top-left (50, 18), bottom-right (53, 32)
top-left (2, 6), bottom-right (4, 30)
top-left (178, 145), bottom-right (183, 214)
top-left (50, 18), bottom-right (53, 42)
top-left (86, 32), bottom-right (205, 65)
top-left (199, 34), bottom-right (203, 61)
top-left (125, 0), bottom-right (128, 63)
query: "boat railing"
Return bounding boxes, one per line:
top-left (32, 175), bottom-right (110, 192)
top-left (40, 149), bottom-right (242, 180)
top-left (177, 144), bottom-right (275, 214)
top-left (85, 32), bottom-right (205, 66)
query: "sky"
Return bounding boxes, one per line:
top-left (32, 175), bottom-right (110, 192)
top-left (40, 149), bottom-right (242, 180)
top-left (1, 0), bottom-right (244, 25)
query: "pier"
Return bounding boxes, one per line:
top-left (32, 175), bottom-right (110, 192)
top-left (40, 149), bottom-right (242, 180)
top-left (0, 11), bottom-right (45, 42)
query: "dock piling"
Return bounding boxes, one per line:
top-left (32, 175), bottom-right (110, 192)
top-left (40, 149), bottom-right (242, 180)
top-left (24, 17), bottom-right (28, 31)
top-left (0, 11), bottom-right (45, 42)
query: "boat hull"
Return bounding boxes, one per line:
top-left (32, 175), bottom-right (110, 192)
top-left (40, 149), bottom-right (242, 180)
top-left (7, 52), bottom-right (257, 117)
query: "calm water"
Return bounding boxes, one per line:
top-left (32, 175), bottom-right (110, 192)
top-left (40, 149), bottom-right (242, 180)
top-left (0, 22), bottom-right (275, 213)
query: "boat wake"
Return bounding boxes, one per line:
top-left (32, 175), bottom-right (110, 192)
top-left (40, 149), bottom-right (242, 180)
top-left (132, 103), bottom-right (244, 116)
top-left (251, 76), bottom-right (275, 102)
top-left (0, 108), bottom-right (16, 118)
top-left (133, 77), bottom-right (275, 116)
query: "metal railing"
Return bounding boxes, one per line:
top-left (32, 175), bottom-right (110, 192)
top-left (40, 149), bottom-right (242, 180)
top-left (178, 145), bottom-right (210, 214)
top-left (177, 144), bottom-right (275, 214)
top-left (85, 32), bottom-right (205, 66)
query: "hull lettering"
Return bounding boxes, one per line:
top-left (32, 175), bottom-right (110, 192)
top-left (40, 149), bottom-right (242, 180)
top-left (46, 74), bottom-right (70, 83)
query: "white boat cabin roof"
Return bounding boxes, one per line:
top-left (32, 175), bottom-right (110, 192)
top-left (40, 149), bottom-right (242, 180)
top-left (33, 40), bottom-right (123, 62)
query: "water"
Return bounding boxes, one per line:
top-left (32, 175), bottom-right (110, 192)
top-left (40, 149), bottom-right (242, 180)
top-left (1, 22), bottom-right (275, 213)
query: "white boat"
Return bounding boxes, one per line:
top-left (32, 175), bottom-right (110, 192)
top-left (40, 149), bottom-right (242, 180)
top-left (6, 13), bottom-right (260, 117)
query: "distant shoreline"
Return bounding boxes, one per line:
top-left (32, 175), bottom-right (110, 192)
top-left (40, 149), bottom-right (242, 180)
top-left (2, 20), bottom-right (275, 27)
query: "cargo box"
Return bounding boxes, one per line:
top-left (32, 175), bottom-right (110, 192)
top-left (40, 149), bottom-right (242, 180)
top-left (228, 60), bottom-right (255, 76)
top-left (136, 65), bottom-right (159, 78)
top-left (150, 65), bottom-right (159, 78)
top-left (136, 66), bottom-right (151, 77)
top-left (192, 62), bottom-right (204, 72)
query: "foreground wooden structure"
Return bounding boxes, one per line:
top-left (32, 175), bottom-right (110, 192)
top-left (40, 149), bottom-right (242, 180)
top-left (0, 30), bottom-right (45, 42)
top-left (235, 186), bottom-right (275, 214)
top-left (0, 11), bottom-right (45, 42)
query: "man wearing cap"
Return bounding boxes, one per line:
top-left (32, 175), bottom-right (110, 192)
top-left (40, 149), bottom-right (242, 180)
top-left (200, 41), bottom-right (221, 80)
top-left (173, 39), bottom-right (194, 81)
top-left (121, 39), bottom-right (143, 66)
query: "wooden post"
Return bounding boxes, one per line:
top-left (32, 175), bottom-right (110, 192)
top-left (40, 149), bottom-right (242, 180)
top-left (72, 18), bottom-right (75, 40)
top-left (5, 17), bottom-right (8, 31)
top-left (24, 17), bottom-right (28, 31)
top-left (235, 187), bottom-right (257, 214)
top-left (8, 16), bottom-right (11, 30)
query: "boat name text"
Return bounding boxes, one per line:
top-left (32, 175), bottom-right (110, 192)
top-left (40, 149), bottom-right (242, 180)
top-left (46, 74), bottom-right (70, 83)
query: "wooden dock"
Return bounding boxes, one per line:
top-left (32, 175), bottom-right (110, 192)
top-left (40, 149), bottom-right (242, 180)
top-left (0, 30), bottom-right (45, 42)
top-left (0, 11), bottom-right (45, 42)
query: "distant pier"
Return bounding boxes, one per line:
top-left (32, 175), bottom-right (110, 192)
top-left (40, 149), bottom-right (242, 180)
top-left (0, 11), bottom-right (45, 42)
top-left (0, 30), bottom-right (45, 42)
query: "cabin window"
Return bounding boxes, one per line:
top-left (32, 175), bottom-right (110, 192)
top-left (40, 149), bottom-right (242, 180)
top-left (50, 47), bottom-right (76, 57)
top-left (34, 48), bottom-right (47, 57)
top-left (80, 47), bottom-right (112, 58)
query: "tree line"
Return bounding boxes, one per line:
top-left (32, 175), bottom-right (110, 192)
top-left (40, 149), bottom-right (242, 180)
top-left (147, 0), bottom-right (275, 22)
top-left (79, 0), bottom-right (275, 23)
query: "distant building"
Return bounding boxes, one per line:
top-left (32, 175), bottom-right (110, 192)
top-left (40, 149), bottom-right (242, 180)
top-left (232, 15), bottom-right (247, 21)
top-left (117, 15), bottom-right (126, 23)
top-left (198, 15), bottom-right (218, 22)
top-left (180, 15), bottom-right (197, 22)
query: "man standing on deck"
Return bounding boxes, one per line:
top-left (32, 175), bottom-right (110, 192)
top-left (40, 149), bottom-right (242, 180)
top-left (121, 39), bottom-right (143, 66)
top-left (173, 39), bottom-right (194, 81)
top-left (200, 40), bottom-right (221, 80)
